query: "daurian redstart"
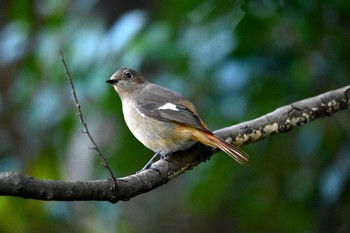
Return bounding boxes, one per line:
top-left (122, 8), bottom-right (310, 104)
top-left (106, 68), bottom-right (249, 171)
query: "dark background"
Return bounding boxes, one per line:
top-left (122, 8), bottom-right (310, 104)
top-left (0, 0), bottom-right (349, 232)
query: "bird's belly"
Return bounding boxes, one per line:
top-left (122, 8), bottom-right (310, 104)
top-left (123, 103), bottom-right (195, 155)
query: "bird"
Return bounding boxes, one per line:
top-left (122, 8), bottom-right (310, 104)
top-left (106, 68), bottom-right (249, 171)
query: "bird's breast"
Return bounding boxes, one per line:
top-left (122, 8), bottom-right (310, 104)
top-left (122, 99), bottom-right (195, 155)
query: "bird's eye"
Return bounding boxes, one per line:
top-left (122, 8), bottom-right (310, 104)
top-left (124, 71), bottom-right (133, 79)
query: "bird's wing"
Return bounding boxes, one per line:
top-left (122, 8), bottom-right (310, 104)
top-left (135, 101), bottom-right (210, 132)
top-left (135, 82), bottom-right (211, 132)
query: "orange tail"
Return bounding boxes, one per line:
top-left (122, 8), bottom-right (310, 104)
top-left (205, 134), bottom-right (249, 165)
top-left (190, 128), bottom-right (249, 165)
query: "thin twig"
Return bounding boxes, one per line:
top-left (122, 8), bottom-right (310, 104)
top-left (58, 49), bottom-right (118, 190)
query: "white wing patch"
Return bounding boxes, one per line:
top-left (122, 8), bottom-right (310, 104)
top-left (158, 103), bottom-right (179, 111)
top-left (136, 107), bottom-right (146, 117)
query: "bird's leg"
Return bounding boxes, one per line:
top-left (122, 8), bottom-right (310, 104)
top-left (139, 151), bottom-right (161, 172)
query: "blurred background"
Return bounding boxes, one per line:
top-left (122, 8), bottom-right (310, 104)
top-left (0, 0), bottom-right (349, 232)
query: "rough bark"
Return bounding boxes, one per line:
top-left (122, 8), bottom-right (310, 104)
top-left (0, 85), bottom-right (349, 203)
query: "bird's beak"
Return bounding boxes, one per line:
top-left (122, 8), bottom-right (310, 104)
top-left (106, 79), bottom-right (118, 85)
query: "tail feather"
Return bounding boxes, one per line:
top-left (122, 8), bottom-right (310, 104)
top-left (207, 134), bottom-right (249, 165)
top-left (190, 128), bottom-right (249, 165)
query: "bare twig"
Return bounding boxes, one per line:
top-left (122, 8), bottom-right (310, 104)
top-left (58, 49), bottom-right (118, 190)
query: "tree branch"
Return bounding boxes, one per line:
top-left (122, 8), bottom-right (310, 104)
top-left (217, 85), bottom-right (350, 146)
top-left (0, 85), bottom-right (349, 203)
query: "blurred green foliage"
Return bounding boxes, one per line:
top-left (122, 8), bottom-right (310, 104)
top-left (0, 0), bottom-right (349, 232)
